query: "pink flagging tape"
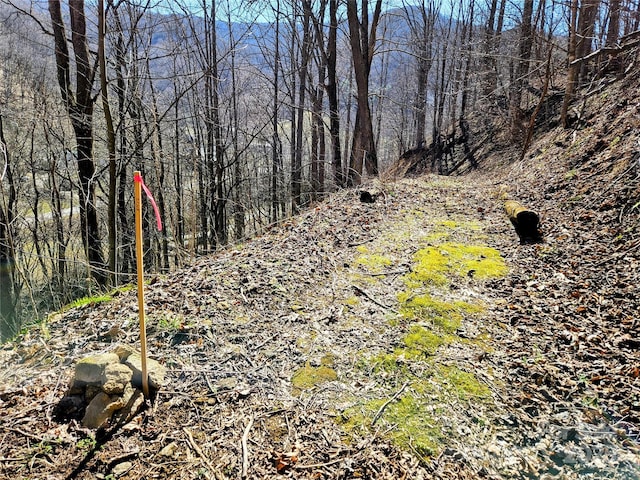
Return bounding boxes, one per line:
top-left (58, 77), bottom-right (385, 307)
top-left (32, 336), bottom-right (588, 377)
top-left (134, 172), bottom-right (163, 231)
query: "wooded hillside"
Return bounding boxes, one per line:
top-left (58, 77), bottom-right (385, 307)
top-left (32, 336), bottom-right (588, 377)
top-left (0, 1), bottom-right (640, 476)
top-left (0, 1), bottom-right (638, 343)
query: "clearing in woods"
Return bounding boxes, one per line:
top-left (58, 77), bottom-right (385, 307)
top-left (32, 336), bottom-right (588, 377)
top-left (1, 168), bottom-right (639, 479)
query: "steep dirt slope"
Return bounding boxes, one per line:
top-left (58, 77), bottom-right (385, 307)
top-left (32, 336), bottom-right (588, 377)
top-left (476, 66), bottom-right (640, 477)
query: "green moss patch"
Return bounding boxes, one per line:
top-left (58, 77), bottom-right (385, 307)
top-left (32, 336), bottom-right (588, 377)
top-left (353, 246), bottom-right (393, 274)
top-left (341, 394), bottom-right (442, 458)
top-left (368, 347), bottom-right (421, 373)
top-left (291, 362), bottom-right (337, 395)
top-left (397, 292), bottom-right (481, 332)
top-left (341, 365), bottom-right (491, 462)
top-left (434, 364), bottom-right (491, 400)
top-left (404, 325), bottom-right (452, 355)
top-left (342, 207), bottom-right (506, 461)
top-left (406, 243), bottom-right (507, 286)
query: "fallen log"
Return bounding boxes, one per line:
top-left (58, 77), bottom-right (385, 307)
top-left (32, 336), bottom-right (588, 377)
top-left (504, 200), bottom-right (542, 244)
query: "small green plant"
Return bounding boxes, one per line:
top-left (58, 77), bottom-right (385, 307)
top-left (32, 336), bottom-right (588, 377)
top-left (34, 441), bottom-right (53, 455)
top-left (157, 314), bottom-right (183, 332)
top-left (609, 136), bottom-right (621, 148)
top-left (77, 436), bottom-right (96, 451)
top-left (67, 294), bottom-right (113, 310)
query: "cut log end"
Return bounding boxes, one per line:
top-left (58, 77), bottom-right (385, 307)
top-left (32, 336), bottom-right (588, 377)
top-left (359, 190), bottom-right (378, 204)
top-left (504, 200), bottom-right (542, 244)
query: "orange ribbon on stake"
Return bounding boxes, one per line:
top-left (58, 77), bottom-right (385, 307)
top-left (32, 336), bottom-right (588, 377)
top-left (133, 171), bottom-right (162, 399)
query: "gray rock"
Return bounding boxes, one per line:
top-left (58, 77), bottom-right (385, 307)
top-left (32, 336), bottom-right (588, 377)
top-left (110, 384), bottom-right (145, 425)
top-left (101, 362), bottom-right (133, 395)
top-left (124, 353), bottom-right (166, 390)
top-left (113, 345), bottom-right (136, 362)
top-left (82, 392), bottom-right (126, 429)
top-left (69, 347), bottom-right (163, 428)
top-left (111, 461), bottom-right (133, 477)
top-left (84, 385), bottom-right (102, 402)
top-left (73, 353), bottom-right (120, 386)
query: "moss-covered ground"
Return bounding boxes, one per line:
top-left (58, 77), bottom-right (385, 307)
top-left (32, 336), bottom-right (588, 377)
top-left (340, 191), bottom-right (507, 463)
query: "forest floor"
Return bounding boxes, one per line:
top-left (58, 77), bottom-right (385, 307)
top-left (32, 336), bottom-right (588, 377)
top-left (2, 73), bottom-right (640, 479)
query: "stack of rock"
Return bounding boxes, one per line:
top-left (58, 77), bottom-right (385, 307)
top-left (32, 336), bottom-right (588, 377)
top-left (60, 345), bottom-right (166, 428)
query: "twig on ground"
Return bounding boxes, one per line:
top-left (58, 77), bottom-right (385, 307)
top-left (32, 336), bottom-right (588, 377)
top-left (351, 285), bottom-right (398, 313)
top-left (295, 456), bottom-right (346, 469)
top-left (372, 381), bottom-right (410, 426)
top-left (359, 269), bottom-right (409, 277)
top-left (183, 427), bottom-right (223, 480)
top-left (241, 415), bottom-right (255, 479)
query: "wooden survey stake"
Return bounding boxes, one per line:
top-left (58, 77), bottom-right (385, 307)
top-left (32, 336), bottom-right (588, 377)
top-left (134, 171), bottom-right (149, 399)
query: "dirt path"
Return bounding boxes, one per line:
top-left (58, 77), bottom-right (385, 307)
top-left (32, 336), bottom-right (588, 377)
top-left (1, 175), bottom-right (639, 479)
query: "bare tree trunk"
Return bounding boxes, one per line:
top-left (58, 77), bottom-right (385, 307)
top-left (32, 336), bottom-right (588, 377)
top-left (173, 60), bottom-right (184, 259)
top-left (606, 0), bottom-right (622, 47)
top-left (561, 0), bottom-right (580, 127)
top-left (0, 111), bottom-right (18, 340)
top-left (404, 1), bottom-right (436, 146)
top-left (147, 61), bottom-right (169, 272)
top-left (227, 1), bottom-right (244, 240)
top-left (99, 0), bottom-right (117, 285)
top-left (48, 0), bottom-right (105, 286)
top-left (204, 0), bottom-right (227, 248)
top-left (271, 0), bottom-right (282, 223)
top-left (433, 15), bottom-right (454, 149)
top-left (292, 2), bottom-right (312, 213)
top-left (346, 0), bottom-right (382, 186)
top-left (509, 0), bottom-right (534, 141)
top-left (327, 0), bottom-right (343, 188)
top-left (310, 59), bottom-right (327, 199)
top-left (288, 5), bottom-right (297, 217)
top-left (459, 0), bottom-right (475, 120)
top-left (111, 5), bottom-right (134, 274)
top-left (306, 0), bottom-right (330, 196)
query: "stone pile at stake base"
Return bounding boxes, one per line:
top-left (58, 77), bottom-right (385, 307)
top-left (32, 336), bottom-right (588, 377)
top-left (62, 345), bottom-right (166, 429)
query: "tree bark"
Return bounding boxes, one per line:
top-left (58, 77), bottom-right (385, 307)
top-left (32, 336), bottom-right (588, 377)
top-left (99, 0), bottom-right (117, 285)
top-left (327, 0), bottom-right (344, 188)
top-left (292, 2), bottom-right (312, 213)
top-left (407, 2), bottom-right (436, 147)
top-left (561, 0), bottom-right (580, 128)
top-left (346, 0), bottom-right (382, 186)
top-left (271, 0), bottom-right (282, 223)
top-left (509, 0), bottom-right (534, 141)
top-left (48, 0), bottom-right (106, 286)
top-left (0, 111), bottom-right (18, 340)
